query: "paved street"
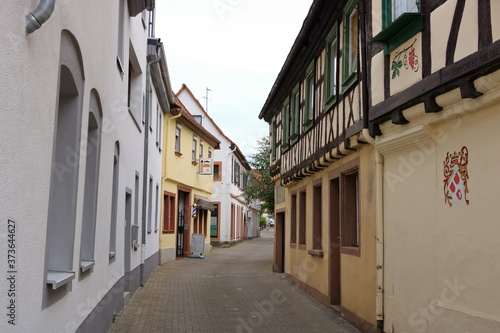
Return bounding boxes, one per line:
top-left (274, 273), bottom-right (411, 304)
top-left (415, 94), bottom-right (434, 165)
top-left (110, 230), bottom-right (360, 333)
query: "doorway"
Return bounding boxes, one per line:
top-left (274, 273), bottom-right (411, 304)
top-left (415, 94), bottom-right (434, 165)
top-left (176, 190), bottom-right (190, 257)
top-left (273, 211), bottom-right (285, 273)
top-left (329, 178), bottom-right (341, 306)
top-left (124, 190), bottom-right (132, 292)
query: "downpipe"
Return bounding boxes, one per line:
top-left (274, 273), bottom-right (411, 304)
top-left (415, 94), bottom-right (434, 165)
top-left (362, 130), bottom-right (384, 333)
top-left (140, 56), bottom-right (161, 287)
top-left (26, 0), bottom-right (56, 34)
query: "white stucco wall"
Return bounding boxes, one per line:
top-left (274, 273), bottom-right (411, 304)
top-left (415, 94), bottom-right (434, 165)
top-left (0, 2), bottom-right (161, 332)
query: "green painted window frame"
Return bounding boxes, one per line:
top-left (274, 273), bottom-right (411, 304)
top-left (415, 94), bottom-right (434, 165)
top-left (324, 25), bottom-right (339, 111)
top-left (372, 0), bottom-right (422, 54)
top-left (341, 0), bottom-right (358, 92)
top-left (281, 98), bottom-right (290, 151)
top-left (271, 116), bottom-right (277, 160)
top-left (303, 61), bottom-right (315, 132)
top-left (290, 84), bottom-right (300, 144)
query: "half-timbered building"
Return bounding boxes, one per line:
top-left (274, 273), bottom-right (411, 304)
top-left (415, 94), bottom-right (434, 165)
top-left (367, 1), bottom-right (500, 332)
top-left (259, 0), bottom-right (377, 331)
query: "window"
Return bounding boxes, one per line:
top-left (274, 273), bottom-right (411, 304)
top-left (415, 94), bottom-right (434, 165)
top-left (109, 142), bottom-right (120, 259)
top-left (155, 183), bottom-right (159, 232)
top-left (117, 0), bottom-right (125, 74)
top-left (290, 193), bottom-right (297, 245)
top-left (210, 203), bottom-right (219, 238)
top-left (342, 0), bottom-right (358, 90)
top-left (128, 43), bottom-right (144, 128)
top-left (208, 148), bottom-right (212, 158)
top-left (80, 90), bottom-right (103, 273)
top-left (312, 183), bottom-right (322, 251)
top-left (372, 0), bottom-right (422, 53)
top-left (271, 116), bottom-right (277, 160)
top-left (389, 0), bottom-right (419, 24)
top-left (281, 99), bottom-right (290, 148)
top-left (175, 124), bottom-right (181, 155)
top-left (330, 159), bottom-right (361, 256)
top-left (304, 61), bottom-right (315, 130)
top-left (135, 172), bottom-right (140, 226)
top-left (342, 170), bottom-right (359, 248)
top-left (156, 104), bottom-right (162, 149)
top-left (298, 190), bottom-right (307, 247)
top-left (324, 26), bottom-right (338, 109)
top-left (290, 85), bottom-right (300, 141)
top-left (45, 31), bottom-right (85, 291)
top-left (199, 141), bottom-right (204, 159)
top-left (163, 192), bottom-right (176, 233)
top-left (213, 162), bottom-right (222, 181)
top-left (147, 176), bottom-right (153, 233)
top-left (192, 136), bottom-right (198, 163)
top-left (193, 115), bottom-right (202, 125)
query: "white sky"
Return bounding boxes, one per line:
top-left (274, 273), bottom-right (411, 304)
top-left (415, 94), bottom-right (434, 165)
top-left (155, 0), bottom-right (314, 157)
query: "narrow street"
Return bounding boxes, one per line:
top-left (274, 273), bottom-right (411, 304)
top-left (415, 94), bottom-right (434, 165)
top-left (110, 230), bottom-right (360, 333)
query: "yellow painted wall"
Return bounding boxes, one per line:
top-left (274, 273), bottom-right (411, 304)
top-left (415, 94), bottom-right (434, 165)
top-left (379, 69), bottom-right (500, 333)
top-left (160, 112), bottom-right (215, 254)
top-left (283, 144), bottom-right (377, 327)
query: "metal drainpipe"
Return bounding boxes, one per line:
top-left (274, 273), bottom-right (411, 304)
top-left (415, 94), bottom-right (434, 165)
top-left (26, 0), bottom-right (56, 34)
top-left (140, 56), bottom-right (161, 287)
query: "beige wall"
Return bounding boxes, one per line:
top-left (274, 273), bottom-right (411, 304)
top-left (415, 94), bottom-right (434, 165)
top-left (282, 145), bottom-right (377, 327)
top-left (379, 69), bottom-right (500, 333)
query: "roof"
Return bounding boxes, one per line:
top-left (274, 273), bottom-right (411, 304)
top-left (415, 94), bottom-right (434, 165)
top-left (259, 0), bottom-right (339, 122)
top-left (171, 95), bottom-right (221, 150)
top-left (176, 84), bottom-right (251, 169)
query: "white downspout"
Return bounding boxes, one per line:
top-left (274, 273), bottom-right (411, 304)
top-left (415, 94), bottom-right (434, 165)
top-left (26, 0), bottom-right (56, 34)
top-left (362, 129), bottom-right (384, 330)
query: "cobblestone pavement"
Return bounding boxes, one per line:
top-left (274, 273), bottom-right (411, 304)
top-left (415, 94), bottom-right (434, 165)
top-left (110, 230), bottom-right (360, 333)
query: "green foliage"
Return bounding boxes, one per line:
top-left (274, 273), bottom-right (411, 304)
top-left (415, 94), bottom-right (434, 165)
top-left (241, 137), bottom-right (275, 215)
top-left (259, 217), bottom-right (267, 227)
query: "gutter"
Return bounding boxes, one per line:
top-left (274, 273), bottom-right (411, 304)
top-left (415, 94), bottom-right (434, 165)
top-left (26, 0), bottom-right (56, 34)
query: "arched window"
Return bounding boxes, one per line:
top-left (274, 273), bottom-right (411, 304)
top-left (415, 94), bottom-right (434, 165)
top-left (109, 141), bottom-right (120, 259)
top-left (80, 90), bottom-right (103, 273)
top-left (46, 30), bottom-right (85, 291)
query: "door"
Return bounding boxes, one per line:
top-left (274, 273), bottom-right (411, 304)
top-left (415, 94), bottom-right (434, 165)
top-left (124, 191), bottom-right (132, 292)
top-left (329, 178), bottom-right (341, 306)
top-left (176, 192), bottom-right (185, 257)
top-left (273, 212), bottom-right (285, 273)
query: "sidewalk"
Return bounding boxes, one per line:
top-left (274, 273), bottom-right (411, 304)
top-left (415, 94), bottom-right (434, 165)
top-left (110, 230), bottom-right (360, 333)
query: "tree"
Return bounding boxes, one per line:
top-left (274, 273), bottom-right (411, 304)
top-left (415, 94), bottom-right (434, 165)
top-left (242, 136), bottom-right (275, 215)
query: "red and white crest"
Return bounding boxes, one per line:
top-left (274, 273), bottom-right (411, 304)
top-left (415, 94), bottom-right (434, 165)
top-left (443, 146), bottom-right (469, 207)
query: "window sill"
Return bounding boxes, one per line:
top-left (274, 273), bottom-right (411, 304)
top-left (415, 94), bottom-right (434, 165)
top-left (340, 246), bottom-right (360, 257)
top-left (341, 72), bottom-right (358, 93)
top-left (80, 260), bottom-right (95, 272)
top-left (192, 161), bottom-right (198, 166)
top-left (324, 95), bottom-right (337, 112)
top-left (109, 251), bottom-right (116, 259)
top-left (47, 270), bottom-right (75, 290)
top-left (298, 244), bottom-right (307, 251)
top-left (303, 120), bottom-right (314, 132)
top-left (289, 242), bottom-right (297, 248)
top-left (175, 151), bottom-right (182, 157)
top-left (371, 13), bottom-right (423, 54)
top-left (307, 249), bottom-right (324, 258)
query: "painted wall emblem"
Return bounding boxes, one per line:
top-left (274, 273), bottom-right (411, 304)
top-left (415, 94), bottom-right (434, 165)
top-left (391, 38), bottom-right (419, 79)
top-left (443, 146), bottom-right (469, 207)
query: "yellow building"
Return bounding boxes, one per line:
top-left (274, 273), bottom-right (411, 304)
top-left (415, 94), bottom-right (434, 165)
top-left (259, 1), bottom-right (377, 331)
top-left (160, 95), bottom-right (220, 264)
top-left (368, 1), bottom-right (500, 332)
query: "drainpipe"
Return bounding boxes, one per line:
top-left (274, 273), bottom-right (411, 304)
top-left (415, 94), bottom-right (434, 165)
top-left (26, 0), bottom-right (56, 34)
top-left (362, 130), bottom-right (384, 332)
top-left (140, 56), bottom-right (161, 287)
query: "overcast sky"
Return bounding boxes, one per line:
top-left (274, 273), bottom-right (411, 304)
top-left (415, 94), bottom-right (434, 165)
top-left (155, 0), bottom-right (314, 158)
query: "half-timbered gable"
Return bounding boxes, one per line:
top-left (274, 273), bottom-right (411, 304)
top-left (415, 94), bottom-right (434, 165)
top-left (368, 1), bottom-right (500, 332)
top-left (260, 1), bottom-right (378, 332)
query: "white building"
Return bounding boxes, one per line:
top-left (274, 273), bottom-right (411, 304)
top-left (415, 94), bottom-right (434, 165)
top-left (0, 1), bottom-right (174, 332)
top-left (176, 85), bottom-right (261, 245)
